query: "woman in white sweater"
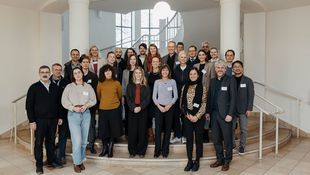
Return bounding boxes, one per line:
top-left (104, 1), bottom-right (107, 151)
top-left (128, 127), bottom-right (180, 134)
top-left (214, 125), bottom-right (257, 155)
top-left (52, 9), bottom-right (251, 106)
top-left (62, 67), bottom-right (96, 173)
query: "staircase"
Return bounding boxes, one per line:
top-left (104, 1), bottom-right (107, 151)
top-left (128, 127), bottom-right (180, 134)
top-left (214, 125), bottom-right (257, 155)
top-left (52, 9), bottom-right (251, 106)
top-left (15, 113), bottom-right (292, 166)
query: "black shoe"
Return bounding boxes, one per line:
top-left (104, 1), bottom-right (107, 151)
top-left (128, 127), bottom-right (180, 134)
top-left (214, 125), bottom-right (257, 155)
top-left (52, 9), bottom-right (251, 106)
top-left (90, 145), bottom-right (97, 154)
top-left (239, 146), bottom-right (245, 155)
top-left (184, 161), bottom-right (193, 171)
top-left (129, 154), bottom-right (135, 158)
top-left (154, 154), bottom-right (159, 158)
top-left (99, 143), bottom-right (109, 157)
top-left (36, 166), bottom-right (43, 175)
top-left (162, 155), bottom-right (168, 158)
top-left (46, 162), bottom-right (63, 169)
top-left (60, 157), bottom-right (66, 165)
top-left (107, 141), bottom-right (114, 158)
top-left (192, 160), bottom-right (200, 172)
top-left (139, 154), bottom-right (144, 158)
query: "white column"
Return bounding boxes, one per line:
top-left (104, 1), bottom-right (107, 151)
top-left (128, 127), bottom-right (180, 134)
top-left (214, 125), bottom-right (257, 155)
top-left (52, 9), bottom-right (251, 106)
top-left (220, 0), bottom-right (240, 60)
top-left (69, 0), bottom-right (89, 54)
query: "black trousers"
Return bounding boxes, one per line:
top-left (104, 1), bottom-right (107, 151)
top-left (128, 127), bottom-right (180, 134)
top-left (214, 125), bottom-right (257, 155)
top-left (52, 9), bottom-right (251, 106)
top-left (147, 102), bottom-right (156, 129)
top-left (128, 109), bottom-right (148, 155)
top-left (184, 117), bottom-right (205, 161)
top-left (34, 118), bottom-right (57, 167)
top-left (154, 105), bottom-right (174, 156)
top-left (88, 107), bottom-right (97, 146)
top-left (171, 101), bottom-right (185, 138)
top-left (57, 117), bottom-right (69, 159)
top-left (211, 111), bottom-right (233, 164)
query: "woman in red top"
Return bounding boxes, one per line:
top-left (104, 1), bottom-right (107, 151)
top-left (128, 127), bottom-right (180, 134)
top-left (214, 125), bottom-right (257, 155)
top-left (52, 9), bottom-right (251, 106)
top-left (146, 44), bottom-right (161, 73)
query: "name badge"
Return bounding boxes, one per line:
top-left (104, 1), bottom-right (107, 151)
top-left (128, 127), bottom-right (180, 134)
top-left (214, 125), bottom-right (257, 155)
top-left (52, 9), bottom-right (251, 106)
top-left (221, 87), bottom-right (227, 91)
top-left (240, 84), bottom-right (246, 88)
top-left (83, 91), bottom-right (89, 96)
top-left (87, 79), bottom-right (92, 84)
top-left (201, 69), bottom-right (206, 74)
top-left (193, 103), bottom-right (200, 108)
top-left (167, 87), bottom-right (173, 91)
top-left (175, 61), bottom-right (180, 65)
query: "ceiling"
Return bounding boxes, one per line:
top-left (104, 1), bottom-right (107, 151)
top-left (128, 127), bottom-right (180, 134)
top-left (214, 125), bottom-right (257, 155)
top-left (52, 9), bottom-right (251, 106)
top-left (1, 0), bottom-right (310, 14)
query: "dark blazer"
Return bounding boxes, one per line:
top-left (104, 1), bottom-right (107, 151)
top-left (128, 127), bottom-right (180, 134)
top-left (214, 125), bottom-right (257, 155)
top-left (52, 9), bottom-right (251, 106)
top-left (207, 75), bottom-right (237, 119)
top-left (235, 75), bottom-right (254, 114)
top-left (173, 65), bottom-right (190, 96)
top-left (126, 83), bottom-right (151, 112)
top-left (186, 57), bottom-right (199, 68)
top-left (137, 55), bottom-right (148, 71)
top-left (64, 60), bottom-right (81, 82)
top-left (83, 71), bottom-right (98, 92)
top-left (50, 76), bottom-right (70, 117)
top-left (162, 52), bottom-right (179, 70)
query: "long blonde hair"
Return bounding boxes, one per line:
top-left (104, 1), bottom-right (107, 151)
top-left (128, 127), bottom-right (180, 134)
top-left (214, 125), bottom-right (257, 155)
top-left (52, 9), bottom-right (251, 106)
top-left (132, 67), bottom-right (148, 86)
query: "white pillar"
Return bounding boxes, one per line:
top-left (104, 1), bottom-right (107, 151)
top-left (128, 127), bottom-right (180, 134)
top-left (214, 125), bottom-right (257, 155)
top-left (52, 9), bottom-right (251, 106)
top-left (69, 0), bottom-right (89, 54)
top-left (220, 0), bottom-right (240, 60)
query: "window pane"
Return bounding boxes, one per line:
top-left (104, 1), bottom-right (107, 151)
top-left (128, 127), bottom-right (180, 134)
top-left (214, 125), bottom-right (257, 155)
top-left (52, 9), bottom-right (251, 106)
top-left (116, 27), bottom-right (121, 45)
top-left (150, 29), bottom-right (159, 35)
top-left (122, 12), bottom-right (131, 27)
top-left (141, 9), bottom-right (149, 28)
top-left (122, 28), bottom-right (131, 47)
top-left (150, 9), bottom-right (159, 28)
top-left (116, 13), bottom-right (121, 26)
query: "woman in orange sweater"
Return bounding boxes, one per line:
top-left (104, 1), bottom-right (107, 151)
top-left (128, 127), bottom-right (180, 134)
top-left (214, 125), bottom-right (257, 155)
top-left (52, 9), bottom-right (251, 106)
top-left (97, 64), bottom-right (122, 158)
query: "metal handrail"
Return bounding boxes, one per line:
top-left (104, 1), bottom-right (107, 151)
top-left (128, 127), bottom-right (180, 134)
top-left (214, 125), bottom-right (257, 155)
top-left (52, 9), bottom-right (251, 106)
top-left (253, 104), bottom-right (267, 159)
top-left (254, 81), bottom-right (301, 138)
top-left (100, 11), bottom-right (179, 52)
top-left (11, 94), bottom-right (27, 145)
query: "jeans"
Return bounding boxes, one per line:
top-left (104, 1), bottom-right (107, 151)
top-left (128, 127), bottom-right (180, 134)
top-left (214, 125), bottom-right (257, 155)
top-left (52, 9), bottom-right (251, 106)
top-left (68, 110), bottom-right (91, 165)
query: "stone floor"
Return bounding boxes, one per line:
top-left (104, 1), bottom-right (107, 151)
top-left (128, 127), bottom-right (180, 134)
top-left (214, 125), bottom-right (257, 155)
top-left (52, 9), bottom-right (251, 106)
top-left (0, 138), bottom-right (310, 175)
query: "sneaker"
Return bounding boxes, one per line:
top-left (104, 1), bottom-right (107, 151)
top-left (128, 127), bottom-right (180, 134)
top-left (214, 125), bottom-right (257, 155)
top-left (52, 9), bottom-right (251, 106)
top-left (170, 137), bottom-right (181, 144)
top-left (182, 137), bottom-right (187, 144)
top-left (239, 146), bottom-right (245, 155)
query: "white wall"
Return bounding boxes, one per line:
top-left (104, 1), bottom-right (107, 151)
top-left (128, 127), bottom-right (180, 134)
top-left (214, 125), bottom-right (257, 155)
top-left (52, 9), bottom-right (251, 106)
top-left (182, 8), bottom-right (220, 51)
top-left (244, 6), bottom-right (310, 133)
top-left (0, 5), bottom-right (62, 135)
top-left (62, 10), bottom-right (115, 63)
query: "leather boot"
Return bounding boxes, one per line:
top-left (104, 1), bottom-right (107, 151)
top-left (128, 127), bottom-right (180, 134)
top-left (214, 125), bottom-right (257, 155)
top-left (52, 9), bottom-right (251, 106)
top-left (108, 141), bottom-right (114, 158)
top-left (99, 143), bottom-right (109, 157)
top-left (147, 128), bottom-right (154, 143)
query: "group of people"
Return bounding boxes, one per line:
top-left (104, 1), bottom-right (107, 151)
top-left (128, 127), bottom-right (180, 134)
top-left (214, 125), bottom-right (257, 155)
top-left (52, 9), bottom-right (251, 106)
top-left (26, 40), bottom-right (254, 174)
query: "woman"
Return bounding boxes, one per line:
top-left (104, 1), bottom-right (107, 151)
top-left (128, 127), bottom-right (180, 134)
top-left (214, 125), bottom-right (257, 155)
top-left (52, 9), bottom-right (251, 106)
top-left (126, 67), bottom-right (150, 158)
top-left (180, 67), bottom-right (207, 172)
top-left (122, 54), bottom-right (139, 136)
top-left (152, 64), bottom-right (178, 158)
top-left (97, 64), bottom-right (122, 158)
top-left (146, 44), bottom-right (161, 73)
top-left (61, 67), bottom-right (97, 173)
top-left (88, 45), bottom-right (106, 76)
top-left (194, 49), bottom-right (215, 143)
top-left (147, 56), bottom-right (161, 142)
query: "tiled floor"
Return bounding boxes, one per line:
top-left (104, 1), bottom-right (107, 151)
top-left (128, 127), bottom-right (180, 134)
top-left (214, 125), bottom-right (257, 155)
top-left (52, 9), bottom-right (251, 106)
top-left (0, 138), bottom-right (310, 175)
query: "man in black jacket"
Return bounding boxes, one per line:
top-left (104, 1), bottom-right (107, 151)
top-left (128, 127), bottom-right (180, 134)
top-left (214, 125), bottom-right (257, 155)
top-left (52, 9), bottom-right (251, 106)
top-left (26, 65), bottom-right (63, 174)
top-left (64, 49), bottom-right (81, 82)
top-left (232, 60), bottom-right (254, 154)
top-left (50, 63), bottom-right (70, 165)
top-left (206, 59), bottom-right (237, 171)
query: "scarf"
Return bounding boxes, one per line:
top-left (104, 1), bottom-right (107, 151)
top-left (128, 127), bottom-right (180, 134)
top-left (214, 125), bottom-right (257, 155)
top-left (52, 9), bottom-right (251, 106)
top-left (181, 78), bottom-right (203, 116)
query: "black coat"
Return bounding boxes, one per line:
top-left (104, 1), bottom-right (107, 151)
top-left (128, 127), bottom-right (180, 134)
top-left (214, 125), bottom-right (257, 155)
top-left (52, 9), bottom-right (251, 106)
top-left (126, 83), bottom-right (151, 112)
top-left (235, 75), bottom-right (254, 114)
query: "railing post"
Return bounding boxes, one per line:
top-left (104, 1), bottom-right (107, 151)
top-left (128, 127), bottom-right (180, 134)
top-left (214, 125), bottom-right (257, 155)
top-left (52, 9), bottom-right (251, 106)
top-left (275, 110), bottom-right (279, 155)
top-left (30, 128), bottom-right (34, 155)
top-left (296, 99), bottom-right (301, 139)
top-left (14, 103), bottom-right (17, 144)
top-left (259, 110), bottom-right (263, 159)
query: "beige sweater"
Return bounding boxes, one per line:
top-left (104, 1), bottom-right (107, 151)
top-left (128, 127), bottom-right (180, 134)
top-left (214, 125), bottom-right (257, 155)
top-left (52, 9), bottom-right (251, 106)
top-left (62, 82), bottom-right (97, 111)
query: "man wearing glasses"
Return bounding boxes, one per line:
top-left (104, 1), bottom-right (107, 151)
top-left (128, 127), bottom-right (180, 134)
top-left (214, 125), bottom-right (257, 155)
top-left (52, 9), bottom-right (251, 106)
top-left (26, 65), bottom-right (63, 174)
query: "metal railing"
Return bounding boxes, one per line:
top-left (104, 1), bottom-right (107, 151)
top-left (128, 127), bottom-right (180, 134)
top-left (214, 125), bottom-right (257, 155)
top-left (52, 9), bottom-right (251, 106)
top-left (100, 11), bottom-right (181, 54)
top-left (254, 81), bottom-right (301, 138)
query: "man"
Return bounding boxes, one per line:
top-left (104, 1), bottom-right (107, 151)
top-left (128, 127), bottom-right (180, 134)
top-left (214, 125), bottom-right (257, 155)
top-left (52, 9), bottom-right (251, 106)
top-left (115, 47), bottom-right (126, 72)
top-left (206, 59), bottom-right (236, 171)
top-left (64, 49), bottom-right (81, 82)
top-left (232, 60), bottom-right (254, 154)
top-left (225, 49), bottom-right (235, 77)
top-left (81, 55), bottom-right (99, 154)
top-left (177, 42), bottom-right (185, 53)
top-left (49, 63), bottom-right (70, 165)
top-left (186, 45), bottom-right (199, 68)
top-left (88, 45), bottom-right (106, 77)
top-left (26, 65), bottom-right (63, 174)
top-left (137, 43), bottom-right (148, 71)
top-left (201, 41), bottom-right (212, 61)
top-left (162, 41), bottom-right (179, 72)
